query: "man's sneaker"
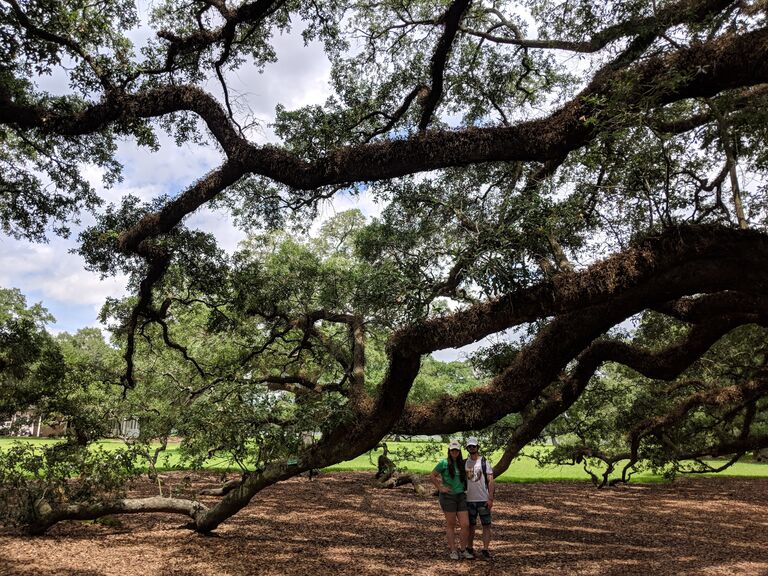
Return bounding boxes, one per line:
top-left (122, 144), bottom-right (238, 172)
top-left (480, 549), bottom-right (492, 560)
top-left (462, 549), bottom-right (475, 560)
top-left (449, 550), bottom-right (460, 560)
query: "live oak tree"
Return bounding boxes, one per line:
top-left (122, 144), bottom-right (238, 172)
top-left (2, 0), bottom-right (768, 533)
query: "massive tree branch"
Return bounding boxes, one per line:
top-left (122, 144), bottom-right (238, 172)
top-left (115, 25), bottom-right (768, 249)
top-left (3, 26), bottom-right (767, 256)
top-left (653, 291), bottom-right (768, 322)
top-left (392, 226), bottom-right (768, 434)
top-left (585, 317), bottom-right (768, 381)
top-left (391, 226), bottom-right (768, 355)
top-left (650, 85), bottom-right (768, 134)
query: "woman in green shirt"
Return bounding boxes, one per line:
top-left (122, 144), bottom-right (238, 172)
top-left (431, 440), bottom-right (472, 560)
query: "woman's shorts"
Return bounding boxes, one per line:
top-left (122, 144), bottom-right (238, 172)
top-left (439, 491), bottom-right (468, 513)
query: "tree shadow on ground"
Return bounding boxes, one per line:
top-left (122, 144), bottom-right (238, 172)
top-left (1, 473), bottom-right (766, 576)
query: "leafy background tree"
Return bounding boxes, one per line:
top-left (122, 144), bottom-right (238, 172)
top-left (0, 288), bottom-right (63, 425)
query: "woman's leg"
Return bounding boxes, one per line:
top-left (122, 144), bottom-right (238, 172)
top-left (443, 512), bottom-right (458, 551)
top-left (457, 511), bottom-right (470, 550)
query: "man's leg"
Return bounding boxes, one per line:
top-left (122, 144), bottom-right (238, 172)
top-left (481, 523), bottom-right (492, 550)
top-left (479, 502), bottom-right (493, 559)
top-left (467, 502), bottom-right (478, 551)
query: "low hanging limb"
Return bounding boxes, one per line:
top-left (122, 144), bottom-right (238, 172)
top-left (199, 477), bottom-right (244, 497)
top-left (371, 443), bottom-right (429, 496)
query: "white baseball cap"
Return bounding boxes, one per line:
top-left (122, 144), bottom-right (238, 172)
top-left (466, 436), bottom-right (479, 447)
top-left (448, 440), bottom-right (461, 450)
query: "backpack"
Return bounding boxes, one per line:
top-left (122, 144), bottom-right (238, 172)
top-left (480, 456), bottom-right (489, 489)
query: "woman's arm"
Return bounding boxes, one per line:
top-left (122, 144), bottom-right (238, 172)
top-left (431, 469), bottom-right (449, 493)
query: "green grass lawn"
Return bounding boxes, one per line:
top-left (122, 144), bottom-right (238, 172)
top-left (323, 441), bottom-right (768, 483)
top-left (2, 437), bottom-right (766, 483)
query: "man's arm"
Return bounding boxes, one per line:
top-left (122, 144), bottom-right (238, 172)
top-left (486, 467), bottom-right (495, 510)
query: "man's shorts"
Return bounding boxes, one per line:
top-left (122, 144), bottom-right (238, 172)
top-left (438, 492), bottom-right (468, 513)
top-left (467, 501), bottom-right (492, 526)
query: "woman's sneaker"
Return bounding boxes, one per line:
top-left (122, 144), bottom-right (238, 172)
top-left (462, 549), bottom-right (475, 560)
top-left (480, 549), bottom-right (492, 560)
top-left (449, 550), bottom-right (460, 560)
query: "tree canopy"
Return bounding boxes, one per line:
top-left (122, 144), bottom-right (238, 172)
top-left (1, 0), bottom-right (768, 534)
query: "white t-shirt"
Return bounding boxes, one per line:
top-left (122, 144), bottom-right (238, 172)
top-left (465, 456), bottom-right (493, 502)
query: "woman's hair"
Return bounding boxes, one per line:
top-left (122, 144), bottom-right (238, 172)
top-left (446, 449), bottom-right (466, 484)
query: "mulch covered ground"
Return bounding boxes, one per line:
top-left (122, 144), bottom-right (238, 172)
top-left (1, 472), bottom-right (767, 576)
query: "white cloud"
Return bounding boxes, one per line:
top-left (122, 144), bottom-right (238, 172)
top-left (0, 237), bottom-right (128, 308)
top-left (185, 206), bottom-right (247, 255)
top-left (0, 234), bottom-right (128, 334)
top-left (432, 341), bottom-right (485, 363)
top-left (239, 32), bottom-right (331, 112)
top-left (38, 269), bottom-right (127, 308)
top-left (311, 189), bottom-right (383, 231)
top-left (114, 132), bottom-right (223, 194)
top-left (203, 28), bottom-right (333, 144)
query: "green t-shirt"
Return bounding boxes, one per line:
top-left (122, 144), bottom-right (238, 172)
top-left (434, 459), bottom-right (465, 495)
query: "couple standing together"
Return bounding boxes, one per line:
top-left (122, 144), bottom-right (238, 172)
top-left (430, 437), bottom-right (494, 561)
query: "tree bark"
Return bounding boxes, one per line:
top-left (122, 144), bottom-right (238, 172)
top-left (29, 496), bottom-right (208, 536)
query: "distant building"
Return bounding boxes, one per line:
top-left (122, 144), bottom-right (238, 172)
top-left (1, 412), bottom-right (139, 439)
top-left (110, 418), bottom-right (140, 439)
top-left (0, 412), bottom-right (67, 437)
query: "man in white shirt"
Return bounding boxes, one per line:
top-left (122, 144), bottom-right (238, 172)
top-left (464, 436), bottom-right (495, 560)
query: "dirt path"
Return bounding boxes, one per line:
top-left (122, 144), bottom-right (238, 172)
top-left (1, 473), bottom-right (767, 575)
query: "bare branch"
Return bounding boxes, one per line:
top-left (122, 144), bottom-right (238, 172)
top-left (418, 0), bottom-right (473, 130)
